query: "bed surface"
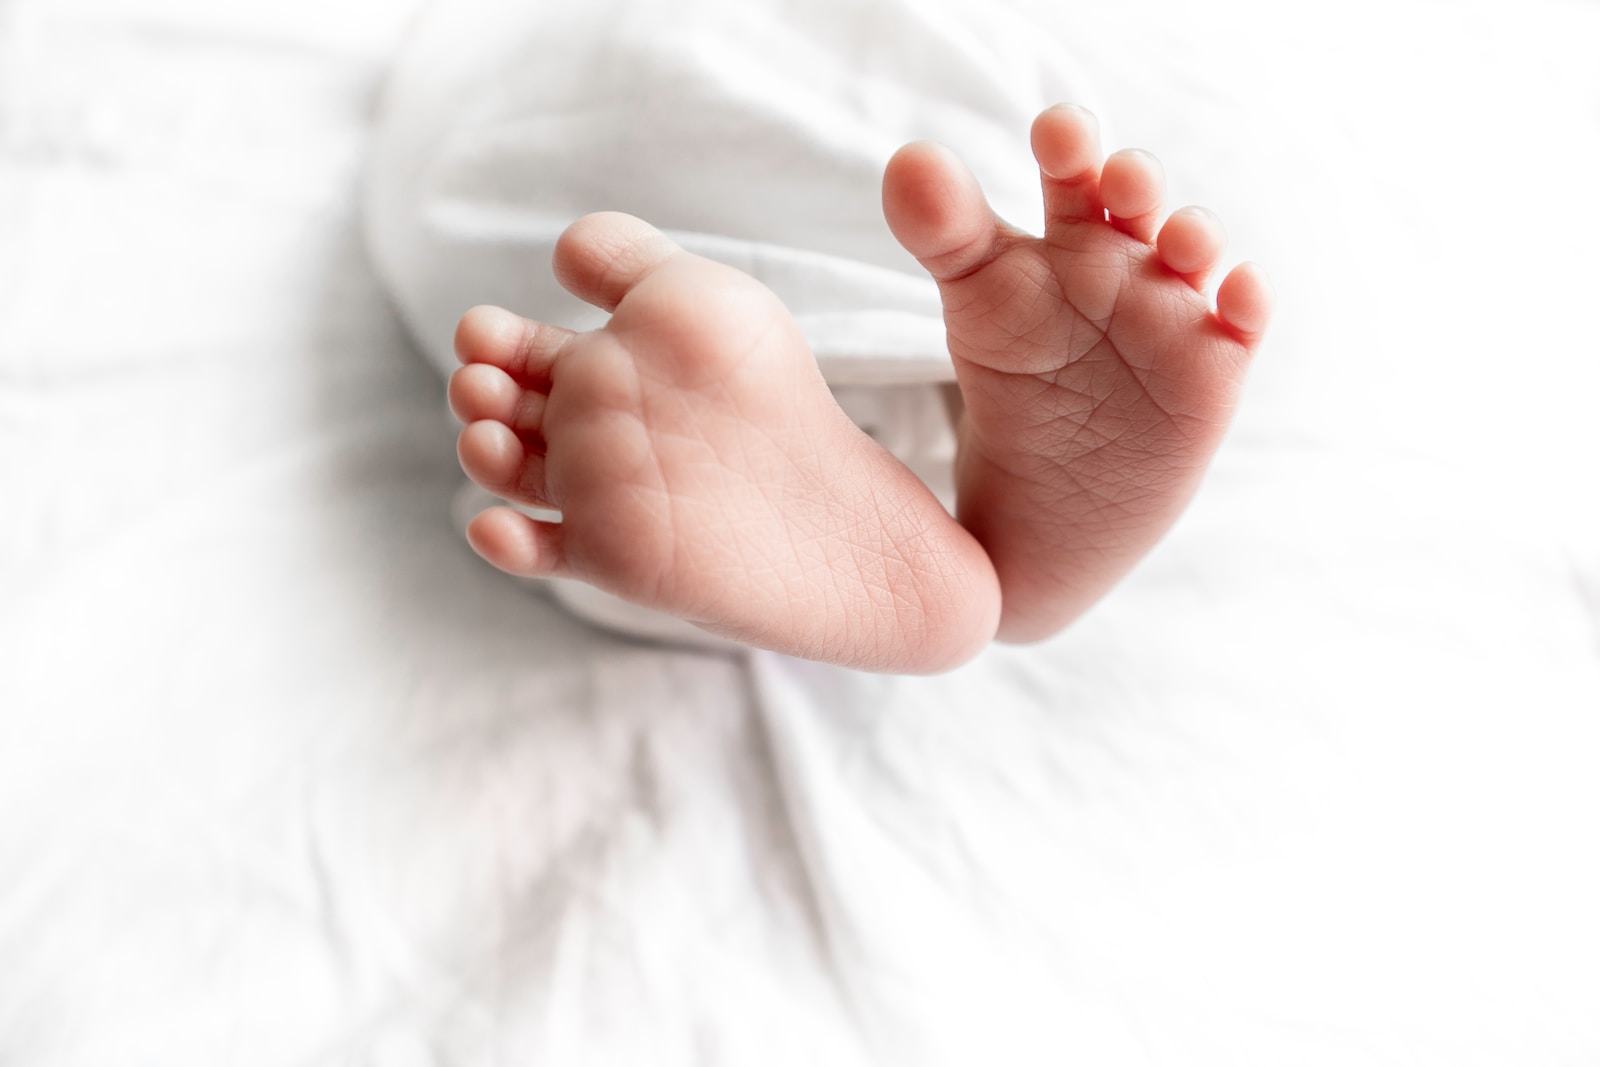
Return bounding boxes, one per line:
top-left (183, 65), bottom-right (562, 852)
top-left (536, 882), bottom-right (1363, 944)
top-left (3, 0), bottom-right (1599, 1062)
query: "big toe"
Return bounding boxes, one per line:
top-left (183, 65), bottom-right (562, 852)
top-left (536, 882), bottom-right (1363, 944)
top-left (552, 212), bottom-right (684, 314)
top-left (882, 141), bottom-right (1006, 283)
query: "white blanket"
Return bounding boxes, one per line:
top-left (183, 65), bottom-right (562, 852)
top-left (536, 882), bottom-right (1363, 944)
top-left (3, 0), bottom-right (1599, 1063)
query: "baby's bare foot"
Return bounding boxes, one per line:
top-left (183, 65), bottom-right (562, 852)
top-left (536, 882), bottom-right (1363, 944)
top-left (884, 104), bottom-right (1272, 642)
top-left (449, 213), bottom-right (999, 672)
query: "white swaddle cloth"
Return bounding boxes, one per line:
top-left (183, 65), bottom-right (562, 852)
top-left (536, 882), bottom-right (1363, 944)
top-left (364, 0), bottom-right (1094, 645)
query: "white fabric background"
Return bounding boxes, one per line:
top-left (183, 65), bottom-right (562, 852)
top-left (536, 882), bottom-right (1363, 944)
top-left (2, 0), bottom-right (1598, 1063)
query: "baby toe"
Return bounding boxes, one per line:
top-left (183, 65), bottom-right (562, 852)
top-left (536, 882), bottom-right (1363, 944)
top-left (458, 419), bottom-right (551, 507)
top-left (553, 212), bottom-right (684, 314)
top-left (883, 140), bottom-right (1009, 283)
top-left (448, 363), bottom-right (520, 424)
top-left (1215, 262), bottom-right (1274, 344)
top-left (454, 305), bottom-right (572, 383)
top-left (1100, 148), bottom-right (1166, 243)
top-left (1031, 104), bottom-right (1105, 225)
top-left (451, 365), bottom-right (549, 434)
top-left (1156, 206), bottom-right (1227, 289)
top-left (466, 507), bottom-right (566, 579)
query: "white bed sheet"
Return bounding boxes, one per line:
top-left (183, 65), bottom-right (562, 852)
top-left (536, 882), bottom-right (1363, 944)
top-left (3, 0), bottom-right (1599, 1063)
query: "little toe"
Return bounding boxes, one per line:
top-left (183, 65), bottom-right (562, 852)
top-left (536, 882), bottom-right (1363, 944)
top-left (553, 212), bottom-right (683, 313)
top-left (455, 305), bottom-right (571, 383)
top-left (883, 140), bottom-right (1009, 282)
top-left (1100, 148), bottom-right (1166, 243)
top-left (466, 506), bottom-right (566, 579)
top-left (1156, 206), bottom-right (1227, 289)
top-left (458, 419), bottom-right (551, 507)
top-left (1215, 262), bottom-right (1274, 344)
top-left (449, 364), bottom-right (548, 432)
top-left (1031, 104), bottom-right (1105, 225)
